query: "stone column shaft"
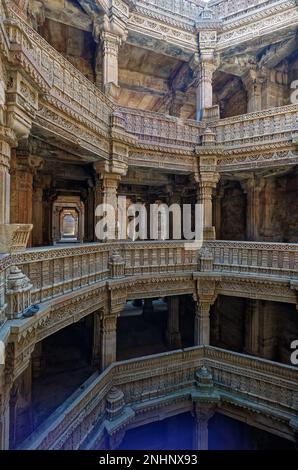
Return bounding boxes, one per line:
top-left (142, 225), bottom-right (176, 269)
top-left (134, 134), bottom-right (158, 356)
top-left (100, 314), bottom-right (118, 370)
top-left (10, 152), bottom-right (43, 246)
top-left (241, 176), bottom-right (265, 241)
top-left (32, 341), bottom-right (43, 379)
top-left (242, 69), bottom-right (265, 113)
top-left (196, 61), bottom-right (215, 121)
top-left (193, 406), bottom-right (215, 451)
top-left (166, 296), bottom-right (182, 349)
top-left (194, 301), bottom-right (212, 345)
top-left (244, 299), bottom-right (260, 356)
top-left (197, 173), bottom-right (219, 240)
top-left (0, 139), bottom-right (11, 224)
top-left (101, 32), bottom-right (121, 91)
top-left (194, 415), bottom-right (209, 450)
top-left (92, 311), bottom-right (101, 367)
top-left (94, 170), bottom-right (121, 241)
top-left (32, 178), bottom-right (44, 246)
top-left (0, 398), bottom-right (9, 450)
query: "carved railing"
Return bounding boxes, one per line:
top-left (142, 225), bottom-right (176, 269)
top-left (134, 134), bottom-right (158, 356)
top-left (10, 241), bottom-right (197, 305)
top-left (215, 105), bottom-right (298, 148)
top-left (209, 0), bottom-right (292, 20)
top-left (120, 107), bottom-right (205, 148)
top-left (20, 345), bottom-right (298, 450)
top-left (206, 240), bottom-right (298, 277)
top-left (6, 8), bottom-right (113, 133)
top-left (0, 240), bottom-right (296, 310)
top-left (135, 0), bottom-right (203, 24)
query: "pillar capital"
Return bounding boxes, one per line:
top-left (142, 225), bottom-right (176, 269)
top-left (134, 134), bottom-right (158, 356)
top-left (194, 402), bottom-right (216, 424)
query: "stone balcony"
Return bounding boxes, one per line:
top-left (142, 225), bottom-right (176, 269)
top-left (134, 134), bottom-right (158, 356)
top-left (3, 5), bottom-right (297, 170)
top-left (19, 345), bottom-right (298, 450)
top-left (1, 240), bottom-right (297, 322)
top-left (0, 240), bottom-right (296, 308)
top-left (0, 239), bottom-right (297, 374)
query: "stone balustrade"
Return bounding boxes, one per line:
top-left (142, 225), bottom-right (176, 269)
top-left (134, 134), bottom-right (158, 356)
top-left (3, 241), bottom-right (196, 306)
top-left (120, 107), bottom-right (205, 148)
top-left (215, 104), bottom-right (298, 149)
top-left (6, 8), bottom-right (113, 133)
top-left (135, 0), bottom-right (203, 23)
top-left (135, 0), bottom-right (287, 25)
top-left (3, 6), bottom-right (298, 161)
top-left (0, 241), bottom-right (297, 316)
top-left (19, 345), bottom-right (298, 450)
top-left (206, 240), bottom-right (298, 277)
top-left (209, 0), bottom-right (284, 20)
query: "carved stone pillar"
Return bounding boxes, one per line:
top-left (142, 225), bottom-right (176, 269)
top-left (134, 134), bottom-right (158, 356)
top-left (196, 59), bottom-right (216, 121)
top-left (194, 301), bottom-right (212, 346)
top-left (92, 311), bottom-right (101, 367)
top-left (244, 299), bottom-right (261, 356)
top-left (194, 279), bottom-right (217, 345)
top-left (100, 288), bottom-right (127, 370)
top-left (261, 178), bottom-right (276, 241)
top-left (168, 91), bottom-right (185, 118)
top-left (0, 136), bottom-right (12, 224)
top-left (10, 150), bottom-right (43, 246)
top-left (193, 404), bottom-right (215, 450)
top-left (101, 32), bottom-right (122, 98)
top-left (242, 69), bottom-right (266, 113)
top-left (94, 164), bottom-right (122, 242)
top-left (100, 313), bottom-right (118, 370)
top-left (241, 175), bottom-right (265, 241)
top-left (213, 186), bottom-right (224, 240)
top-left (0, 366), bottom-right (9, 450)
top-left (196, 155), bottom-right (220, 240)
top-left (32, 176), bottom-right (44, 246)
top-left (195, 20), bottom-right (218, 121)
top-left (166, 296), bottom-right (182, 349)
top-left (31, 341), bottom-right (43, 379)
top-left (259, 302), bottom-right (277, 360)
